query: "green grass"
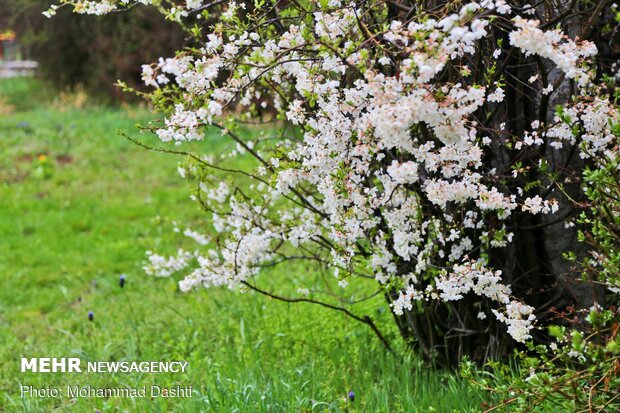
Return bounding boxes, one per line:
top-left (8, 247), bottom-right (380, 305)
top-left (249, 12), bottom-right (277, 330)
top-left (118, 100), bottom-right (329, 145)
top-left (0, 78), bottom-right (486, 412)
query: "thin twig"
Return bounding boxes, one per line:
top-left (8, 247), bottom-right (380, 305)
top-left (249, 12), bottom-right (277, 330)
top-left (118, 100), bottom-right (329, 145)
top-left (241, 280), bottom-right (394, 352)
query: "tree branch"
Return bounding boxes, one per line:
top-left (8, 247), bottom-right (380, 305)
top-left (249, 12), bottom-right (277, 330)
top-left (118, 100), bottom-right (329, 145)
top-left (241, 280), bottom-right (393, 352)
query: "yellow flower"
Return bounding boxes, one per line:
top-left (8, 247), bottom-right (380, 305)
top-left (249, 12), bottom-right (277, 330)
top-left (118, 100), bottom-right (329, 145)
top-left (0, 30), bottom-right (16, 41)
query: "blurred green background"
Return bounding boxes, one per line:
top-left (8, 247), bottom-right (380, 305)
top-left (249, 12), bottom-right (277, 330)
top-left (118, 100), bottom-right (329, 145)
top-left (0, 0), bottom-right (186, 101)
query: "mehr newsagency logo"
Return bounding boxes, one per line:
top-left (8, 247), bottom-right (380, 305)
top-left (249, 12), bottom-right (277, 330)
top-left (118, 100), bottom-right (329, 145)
top-left (21, 357), bottom-right (188, 373)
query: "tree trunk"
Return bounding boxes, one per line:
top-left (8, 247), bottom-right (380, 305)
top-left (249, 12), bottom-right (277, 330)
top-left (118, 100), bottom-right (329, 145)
top-left (387, 0), bottom-right (615, 366)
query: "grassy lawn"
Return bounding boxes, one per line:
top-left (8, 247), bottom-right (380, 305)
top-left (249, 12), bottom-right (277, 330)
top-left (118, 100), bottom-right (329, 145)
top-left (0, 78), bottom-right (486, 412)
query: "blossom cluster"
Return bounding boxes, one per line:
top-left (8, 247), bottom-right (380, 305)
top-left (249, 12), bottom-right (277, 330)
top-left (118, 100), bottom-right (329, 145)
top-left (56, 0), bottom-right (619, 343)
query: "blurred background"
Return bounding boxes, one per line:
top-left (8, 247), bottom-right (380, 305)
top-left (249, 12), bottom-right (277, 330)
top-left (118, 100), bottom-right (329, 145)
top-left (0, 0), bottom-right (186, 101)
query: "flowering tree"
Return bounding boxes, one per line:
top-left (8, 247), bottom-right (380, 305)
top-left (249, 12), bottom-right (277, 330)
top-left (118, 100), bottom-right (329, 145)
top-left (52, 0), bottom-right (619, 365)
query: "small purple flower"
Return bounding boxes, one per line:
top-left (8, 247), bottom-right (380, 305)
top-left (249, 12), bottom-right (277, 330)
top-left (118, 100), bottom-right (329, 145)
top-left (119, 274), bottom-right (126, 288)
top-left (348, 390), bottom-right (355, 402)
top-left (88, 311), bottom-right (94, 322)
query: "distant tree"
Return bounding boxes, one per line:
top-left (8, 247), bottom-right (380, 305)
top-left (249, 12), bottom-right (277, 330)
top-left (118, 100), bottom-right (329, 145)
top-left (5, 0), bottom-right (187, 101)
